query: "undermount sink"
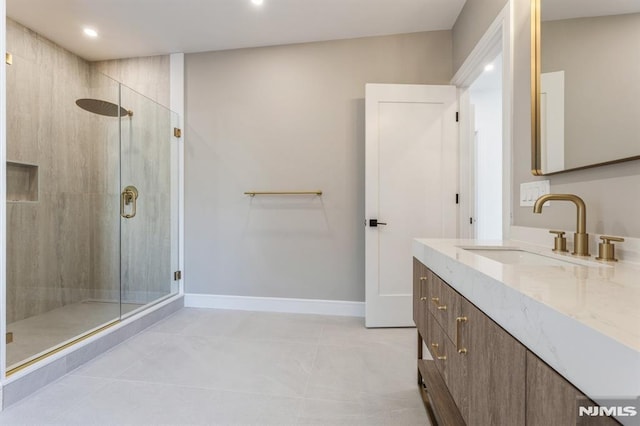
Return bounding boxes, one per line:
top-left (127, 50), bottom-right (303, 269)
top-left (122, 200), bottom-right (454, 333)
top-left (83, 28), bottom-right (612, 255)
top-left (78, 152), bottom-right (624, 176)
top-left (459, 246), bottom-right (588, 267)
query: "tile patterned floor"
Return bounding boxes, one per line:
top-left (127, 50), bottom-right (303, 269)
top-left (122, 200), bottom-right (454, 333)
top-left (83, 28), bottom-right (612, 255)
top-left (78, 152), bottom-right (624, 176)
top-left (0, 308), bottom-right (430, 425)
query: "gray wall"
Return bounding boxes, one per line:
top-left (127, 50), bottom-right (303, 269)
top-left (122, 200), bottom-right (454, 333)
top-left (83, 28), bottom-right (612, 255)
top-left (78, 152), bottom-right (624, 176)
top-left (94, 56), bottom-right (170, 110)
top-left (452, 0), bottom-right (508, 73)
top-left (185, 32), bottom-right (452, 301)
top-left (511, 2), bottom-right (640, 238)
top-left (452, 0), bottom-right (640, 238)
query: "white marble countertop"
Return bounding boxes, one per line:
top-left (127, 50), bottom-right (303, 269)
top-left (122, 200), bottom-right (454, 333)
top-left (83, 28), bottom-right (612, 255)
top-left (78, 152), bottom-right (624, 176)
top-left (412, 238), bottom-right (640, 410)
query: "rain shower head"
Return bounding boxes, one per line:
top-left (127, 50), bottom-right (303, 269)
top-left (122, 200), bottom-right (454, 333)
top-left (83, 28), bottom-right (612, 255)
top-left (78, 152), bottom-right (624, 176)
top-left (75, 98), bottom-right (132, 117)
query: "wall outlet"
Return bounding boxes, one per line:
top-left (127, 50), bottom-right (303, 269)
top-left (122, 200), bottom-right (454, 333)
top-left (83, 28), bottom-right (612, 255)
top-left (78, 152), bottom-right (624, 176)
top-left (520, 180), bottom-right (550, 207)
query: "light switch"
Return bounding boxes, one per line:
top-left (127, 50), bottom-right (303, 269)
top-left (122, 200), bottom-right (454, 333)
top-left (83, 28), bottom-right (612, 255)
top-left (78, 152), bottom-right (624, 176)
top-left (520, 180), bottom-right (550, 207)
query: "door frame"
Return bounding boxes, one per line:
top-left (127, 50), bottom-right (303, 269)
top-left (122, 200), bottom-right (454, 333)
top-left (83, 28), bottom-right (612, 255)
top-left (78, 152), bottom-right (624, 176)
top-left (451, 1), bottom-right (513, 240)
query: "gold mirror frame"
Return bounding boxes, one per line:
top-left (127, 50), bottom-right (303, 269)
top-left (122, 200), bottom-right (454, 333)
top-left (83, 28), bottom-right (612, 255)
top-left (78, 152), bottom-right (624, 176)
top-left (530, 0), bottom-right (640, 176)
top-left (531, 0), bottom-right (541, 175)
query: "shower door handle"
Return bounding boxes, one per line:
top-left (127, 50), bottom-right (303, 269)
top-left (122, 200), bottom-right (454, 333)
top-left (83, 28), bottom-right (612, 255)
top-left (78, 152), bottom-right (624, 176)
top-left (121, 185), bottom-right (139, 219)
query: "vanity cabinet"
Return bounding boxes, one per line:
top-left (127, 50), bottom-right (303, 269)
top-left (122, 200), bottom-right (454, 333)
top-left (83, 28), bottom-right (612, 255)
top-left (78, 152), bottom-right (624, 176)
top-left (463, 297), bottom-right (527, 425)
top-left (526, 352), bottom-right (619, 426)
top-left (414, 258), bottom-right (619, 426)
top-left (415, 260), bottom-right (526, 425)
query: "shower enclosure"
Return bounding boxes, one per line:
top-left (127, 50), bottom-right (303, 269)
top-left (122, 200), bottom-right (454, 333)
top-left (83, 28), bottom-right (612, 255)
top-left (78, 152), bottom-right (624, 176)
top-left (5, 37), bottom-right (180, 372)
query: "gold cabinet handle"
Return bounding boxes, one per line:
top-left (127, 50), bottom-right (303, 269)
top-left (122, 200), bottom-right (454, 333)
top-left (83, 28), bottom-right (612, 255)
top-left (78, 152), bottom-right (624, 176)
top-left (456, 316), bottom-right (468, 354)
top-left (431, 297), bottom-right (447, 311)
top-left (419, 277), bottom-right (427, 301)
top-left (430, 343), bottom-right (447, 360)
top-left (120, 185), bottom-right (139, 219)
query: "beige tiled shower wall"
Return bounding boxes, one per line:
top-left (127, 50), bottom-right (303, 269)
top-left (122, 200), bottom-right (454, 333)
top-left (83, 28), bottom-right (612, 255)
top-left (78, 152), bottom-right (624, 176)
top-left (93, 56), bottom-right (170, 109)
top-left (5, 18), bottom-right (171, 323)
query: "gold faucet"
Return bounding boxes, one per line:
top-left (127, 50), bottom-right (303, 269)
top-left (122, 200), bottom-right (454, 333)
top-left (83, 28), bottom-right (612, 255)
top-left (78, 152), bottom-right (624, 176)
top-left (533, 194), bottom-right (590, 256)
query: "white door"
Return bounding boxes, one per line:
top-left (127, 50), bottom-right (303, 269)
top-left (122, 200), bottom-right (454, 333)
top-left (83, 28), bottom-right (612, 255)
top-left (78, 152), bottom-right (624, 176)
top-left (365, 84), bottom-right (458, 327)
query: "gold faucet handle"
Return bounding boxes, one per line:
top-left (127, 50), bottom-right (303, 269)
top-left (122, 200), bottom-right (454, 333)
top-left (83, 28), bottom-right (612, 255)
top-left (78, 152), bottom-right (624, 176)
top-left (600, 235), bottom-right (624, 244)
top-left (596, 235), bottom-right (624, 262)
top-left (549, 230), bottom-right (568, 253)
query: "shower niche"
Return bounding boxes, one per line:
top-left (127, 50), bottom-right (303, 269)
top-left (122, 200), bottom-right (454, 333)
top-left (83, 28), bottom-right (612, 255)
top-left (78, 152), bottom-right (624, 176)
top-left (6, 161), bottom-right (38, 202)
top-left (4, 18), bottom-right (180, 374)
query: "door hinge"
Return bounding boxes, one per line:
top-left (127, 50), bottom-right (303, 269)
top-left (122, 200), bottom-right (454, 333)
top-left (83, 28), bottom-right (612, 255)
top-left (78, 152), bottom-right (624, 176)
top-left (6, 332), bottom-right (13, 344)
top-left (6, 52), bottom-right (13, 65)
top-left (174, 270), bottom-right (182, 281)
top-left (173, 127), bottom-right (182, 138)
top-left (455, 112), bottom-right (459, 122)
top-left (470, 217), bottom-right (474, 225)
top-left (456, 193), bottom-right (459, 204)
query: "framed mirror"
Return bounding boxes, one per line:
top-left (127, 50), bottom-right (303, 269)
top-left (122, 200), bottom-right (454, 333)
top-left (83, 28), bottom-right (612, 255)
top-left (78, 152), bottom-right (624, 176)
top-left (531, 0), bottom-right (640, 175)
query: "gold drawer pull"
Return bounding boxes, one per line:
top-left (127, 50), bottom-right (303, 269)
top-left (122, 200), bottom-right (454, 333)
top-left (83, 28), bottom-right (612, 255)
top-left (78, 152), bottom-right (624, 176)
top-left (430, 343), bottom-right (447, 360)
top-left (456, 316), bottom-right (468, 354)
top-left (419, 277), bottom-right (427, 301)
top-left (431, 297), bottom-right (447, 311)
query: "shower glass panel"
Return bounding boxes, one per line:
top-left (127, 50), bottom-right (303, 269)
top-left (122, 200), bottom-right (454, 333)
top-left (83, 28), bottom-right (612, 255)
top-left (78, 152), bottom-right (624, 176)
top-left (5, 51), bottom-right (122, 370)
top-left (119, 85), bottom-right (179, 315)
top-left (5, 18), bottom-right (180, 371)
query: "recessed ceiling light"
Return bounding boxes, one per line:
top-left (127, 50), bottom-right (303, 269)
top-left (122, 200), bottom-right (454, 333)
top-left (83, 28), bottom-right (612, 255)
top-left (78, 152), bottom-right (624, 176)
top-left (83, 28), bottom-right (98, 38)
top-left (251, 0), bottom-right (264, 5)
top-left (484, 63), bottom-right (495, 72)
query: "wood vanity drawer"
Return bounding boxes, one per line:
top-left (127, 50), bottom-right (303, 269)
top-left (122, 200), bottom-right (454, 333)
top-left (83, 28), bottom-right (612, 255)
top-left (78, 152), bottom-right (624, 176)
top-left (413, 258), bottom-right (430, 338)
top-left (428, 272), bottom-right (463, 340)
top-left (427, 312), bottom-right (470, 421)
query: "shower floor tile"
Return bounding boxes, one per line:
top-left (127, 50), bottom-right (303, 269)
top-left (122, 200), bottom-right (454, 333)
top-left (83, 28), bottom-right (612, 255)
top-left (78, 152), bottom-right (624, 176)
top-left (6, 301), bottom-right (142, 368)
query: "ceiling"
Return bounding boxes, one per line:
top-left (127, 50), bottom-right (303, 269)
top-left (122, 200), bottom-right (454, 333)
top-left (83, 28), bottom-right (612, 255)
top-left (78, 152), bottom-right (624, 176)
top-left (7, 0), bottom-right (467, 62)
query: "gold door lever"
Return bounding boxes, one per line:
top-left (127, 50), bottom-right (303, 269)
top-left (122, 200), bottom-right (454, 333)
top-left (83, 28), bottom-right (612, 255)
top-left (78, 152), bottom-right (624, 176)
top-left (121, 185), bottom-right (139, 219)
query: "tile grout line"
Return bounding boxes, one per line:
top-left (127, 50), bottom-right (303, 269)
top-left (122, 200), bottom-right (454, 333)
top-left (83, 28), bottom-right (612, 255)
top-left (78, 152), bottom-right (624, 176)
top-left (47, 376), bottom-right (117, 424)
top-left (3, 375), bottom-right (117, 423)
top-left (66, 374), bottom-right (311, 402)
top-left (294, 325), bottom-right (324, 423)
top-left (71, 330), bottom-right (315, 400)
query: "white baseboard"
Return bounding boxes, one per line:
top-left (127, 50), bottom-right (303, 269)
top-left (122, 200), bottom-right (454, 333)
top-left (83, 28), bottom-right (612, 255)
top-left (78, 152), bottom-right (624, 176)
top-left (184, 294), bottom-right (365, 317)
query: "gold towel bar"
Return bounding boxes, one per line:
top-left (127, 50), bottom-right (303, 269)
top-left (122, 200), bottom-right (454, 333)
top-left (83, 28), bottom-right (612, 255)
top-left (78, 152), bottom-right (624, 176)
top-left (244, 191), bottom-right (323, 197)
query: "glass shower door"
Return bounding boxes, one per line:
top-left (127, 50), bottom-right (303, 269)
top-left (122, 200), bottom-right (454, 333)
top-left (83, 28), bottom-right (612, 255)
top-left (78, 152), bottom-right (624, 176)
top-left (5, 46), bottom-right (123, 371)
top-left (118, 85), bottom-right (179, 316)
top-left (5, 22), bottom-right (179, 371)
